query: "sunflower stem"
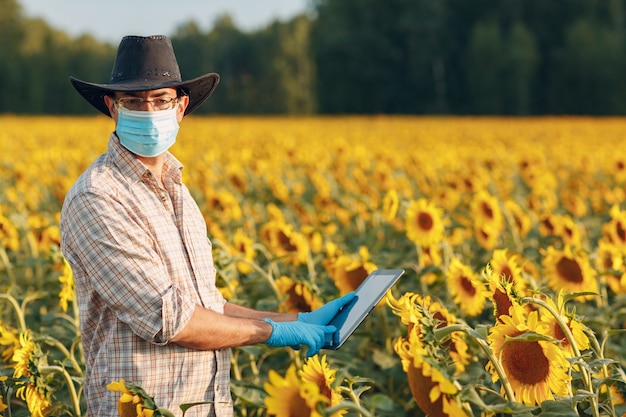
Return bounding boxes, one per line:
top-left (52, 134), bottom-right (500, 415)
top-left (0, 293), bottom-right (26, 333)
top-left (40, 365), bottom-right (81, 417)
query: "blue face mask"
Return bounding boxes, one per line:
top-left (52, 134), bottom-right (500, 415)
top-left (116, 107), bottom-right (180, 157)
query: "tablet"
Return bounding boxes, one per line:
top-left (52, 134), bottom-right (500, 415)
top-left (323, 269), bottom-right (405, 350)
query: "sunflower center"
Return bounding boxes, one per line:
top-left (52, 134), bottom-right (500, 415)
top-left (417, 212), bottom-right (434, 231)
top-left (493, 289), bottom-right (513, 322)
top-left (277, 231), bottom-right (297, 252)
top-left (287, 286), bottom-right (310, 312)
top-left (346, 266), bottom-right (368, 290)
top-left (502, 340), bottom-right (549, 384)
top-left (617, 221), bottom-right (626, 243)
top-left (481, 201), bottom-right (494, 220)
top-left (555, 257), bottom-right (584, 283)
top-left (460, 275), bottom-right (476, 296)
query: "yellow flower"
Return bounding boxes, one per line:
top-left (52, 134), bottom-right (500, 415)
top-left (260, 220), bottom-right (310, 266)
top-left (483, 265), bottom-right (527, 323)
top-left (487, 305), bottom-right (571, 406)
top-left (230, 228), bottom-right (256, 274)
top-left (12, 332), bottom-right (52, 417)
top-left (106, 380), bottom-right (165, 417)
top-left (58, 257), bottom-right (75, 312)
top-left (0, 213), bottom-right (19, 251)
top-left (473, 223), bottom-right (500, 251)
top-left (538, 293), bottom-right (590, 358)
top-left (601, 205), bottom-right (626, 252)
top-left (381, 189), bottom-right (399, 221)
top-left (0, 321), bottom-right (19, 363)
top-left (390, 296), bottom-right (470, 416)
top-left (594, 241), bottom-right (626, 295)
top-left (330, 247), bottom-right (377, 295)
top-left (264, 363), bottom-right (327, 417)
top-left (405, 198), bottom-right (446, 247)
top-left (275, 276), bottom-right (323, 314)
top-left (488, 249), bottom-right (527, 292)
top-left (471, 191), bottom-right (503, 227)
top-left (395, 333), bottom-right (468, 416)
top-left (504, 200), bottom-right (532, 238)
top-left (388, 293), bottom-right (471, 374)
top-left (541, 245), bottom-right (598, 300)
top-left (300, 355), bottom-right (344, 415)
top-left (203, 187), bottom-right (243, 223)
top-left (446, 258), bottom-right (487, 317)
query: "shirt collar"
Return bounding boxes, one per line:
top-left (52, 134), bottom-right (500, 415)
top-left (108, 133), bottom-right (183, 184)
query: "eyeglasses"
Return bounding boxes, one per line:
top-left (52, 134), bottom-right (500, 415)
top-left (115, 96), bottom-right (179, 111)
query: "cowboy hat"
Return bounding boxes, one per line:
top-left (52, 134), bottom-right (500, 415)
top-left (69, 35), bottom-right (219, 117)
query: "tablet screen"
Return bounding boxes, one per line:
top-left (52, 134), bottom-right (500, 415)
top-left (324, 269), bottom-right (405, 349)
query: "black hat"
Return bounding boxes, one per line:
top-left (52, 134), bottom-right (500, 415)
top-left (69, 35), bottom-right (219, 117)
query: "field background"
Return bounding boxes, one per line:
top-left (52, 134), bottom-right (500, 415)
top-left (1, 115), bottom-right (626, 416)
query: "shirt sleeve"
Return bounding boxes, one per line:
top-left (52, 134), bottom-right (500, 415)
top-left (62, 189), bottom-right (196, 344)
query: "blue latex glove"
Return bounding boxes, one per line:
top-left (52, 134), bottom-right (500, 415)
top-left (264, 318), bottom-right (335, 357)
top-left (298, 292), bottom-right (356, 325)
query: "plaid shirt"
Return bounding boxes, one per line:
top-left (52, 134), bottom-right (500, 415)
top-left (60, 134), bottom-right (233, 417)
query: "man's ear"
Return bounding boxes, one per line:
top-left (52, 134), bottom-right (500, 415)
top-left (103, 95), bottom-right (118, 121)
top-left (177, 95), bottom-right (190, 122)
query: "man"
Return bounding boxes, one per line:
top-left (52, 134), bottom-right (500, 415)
top-left (60, 35), bottom-right (354, 417)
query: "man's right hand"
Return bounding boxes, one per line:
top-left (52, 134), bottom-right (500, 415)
top-left (263, 318), bottom-right (335, 357)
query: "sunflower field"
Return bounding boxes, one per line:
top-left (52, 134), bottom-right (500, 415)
top-left (1, 115), bottom-right (626, 417)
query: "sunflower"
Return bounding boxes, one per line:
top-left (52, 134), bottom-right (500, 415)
top-left (483, 265), bottom-right (527, 323)
top-left (470, 190), bottom-right (504, 231)
top-left (260, 220), bottom-right (310, 266)
top-left (0, 213), bottom-right (19, 251)
top-left (593, 241), bottom-right (626, 295)
top-left (601, 205), bottom-right (626, 251)
top-left (203, 187), bottom-right (243, 223)
top-left (12, 332), bottom-right (52, 417)
top-left (539, 214), bottom-right (583, 248)
top-left (445, 258), bottom-right (487, 317)
top-left (488, 249), bottom-right (527, 292)
top-left (0, 321), bottom-right (19, 363)
top-left (541, 245), bottom-right (598, 300)
top-left (405, 198), bottom-right (446, 247)
top-left (503, 200), bottom-right (532, 239)
top-left (395, 333), bottom-right (468, 417)
top-left (299, 355), bottom-right (344, 415)
top-left (230, 228), bottom-right (257, 274)
top-left (275, 276), bottom-right (323, 314)
top-left (381, 188), bottom-right (399, 221)
top-left (560, 189), bottom-right (589, 218)
top-left (106, 379), bottom-right (172, 417)
top-left (58, 257), bottom-right (75, 313)
top-left (473, 223), bottom-right (500, 251)
top-left (537, 293), bottom-right (590, 358)
top-left (330, 247), bottom-right (377, 295)
top-left (486, 304), bottom-right (571, 406)
top-left (264, 363), bottom-right (331, 417)
top-left (389, 295), bottom-right (470, 416)
top-left (388, 292), bottom-right (471, 375)
top-left (417, 243), bottom-right (443, 285)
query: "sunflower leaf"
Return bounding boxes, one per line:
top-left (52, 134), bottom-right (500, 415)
top-left (535, 400), bottom-right (578, 416)
top-left (504, 331), bottom-right (555, 343)
top-left (561, 291), bottom-right (598, 304)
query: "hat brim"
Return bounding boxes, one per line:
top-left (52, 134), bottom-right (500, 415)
top-left (69, 73), bottom-right (220, 117)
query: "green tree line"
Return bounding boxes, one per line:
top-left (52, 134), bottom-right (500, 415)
top-left (2, 0), bottom-right (626, 115)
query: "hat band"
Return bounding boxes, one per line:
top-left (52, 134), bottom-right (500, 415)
top-left (111, 68), bottom-right (182, 83)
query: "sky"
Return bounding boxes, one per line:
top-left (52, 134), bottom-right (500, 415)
top-left (19, 0), bottom-right (311, 44)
